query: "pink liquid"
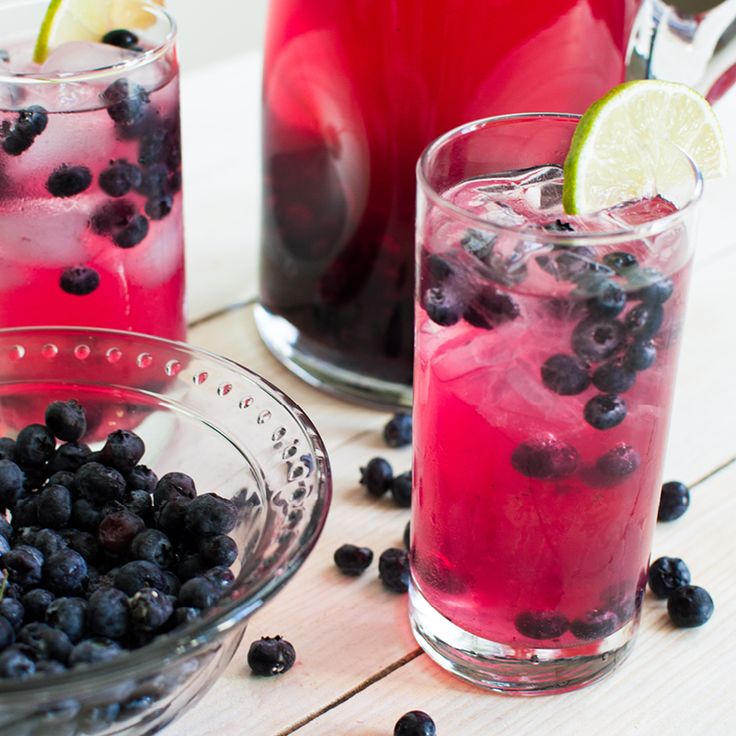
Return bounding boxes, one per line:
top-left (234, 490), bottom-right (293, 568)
top-left (0, 41), bottom-right (185, 340)
top-left (260, 0), bottom-right (640, 387)
top-left (412, 171), bottom-right (692, 646)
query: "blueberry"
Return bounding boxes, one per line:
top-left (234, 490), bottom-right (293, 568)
top-left (156, 496), bottom-right (192, 537)
top-left (359, 457), bottom-right (394, 498)
top-left (198, 534), bottom-right (238, 567)
top-left (11, 496), bottom-right (39, 528)
top-left (99, 160), bottom-right (142, 197)
top-left (596, 443), bottom-right (640, 478)
top-left (131, 529), bottom-right (175, 568)
top-left (463, 288), bottom-right (520, 329)
top-left (59, 265), bottom-right (100, 296)
top-left (127, 465), bottom-right (158, 493)
top-left (403, 521), bottom-right (410, 550)
top-left (203, 566), bottom-right (235, 594)
top-left (514, 610), bottom-right (569, 639)
top-left (333, 544), bottom-right (373, 575)
top-left (175, 553), bottom-right (206, 582)
top-left (21, 588), bottom-right (55, 622)
top-left (378, 548), bottom-right (410, 593)
top-left (46, 165), bottom-right (92, 198)
top-left (583, 394), bottom-right (627, 430)
top-left (540, 354), bottom-right (590, 395)
top-left (33, 528), bottom-right (67, 558)
top-left (667, 585), bottom-right (714, 628)
top-left (101, 79), bottom-right (149, 126)
top-left (92, 200), bottom-right (150, 248)
top-left (623, 340), bottom-right (656, 372)
top-left (129, 588), bottom-right (173, 632)
top-left (383, 412), bottom-right (413, 449)
top-left (153, 471), bottom-right (196, 508)
top-left (0, 647), bottom-right (35, 678)
top-left (0, 615), bottom-right (14, 649)
top-left (172, 607), bottom-right (200, 628)
top-left (145, 193), bottom-right (174, 220)
top-left (46, 597), bottom-right (87, 643)
top-left (113, 560), bottom-right (166, 596)
top-left (98, 510), bottom-right (145, 554)
top-left (161, 570), bottom-right (181, 597)
top-left (69, 637), bottom-right (122, 666)
top-left (625, 303), bottom-right (664, 340)
top-left (629, 268), bottom-right (674, 304)
top-left (62, 529), bottom-right (99, 564)
top-left (49, 442), bottom-right (90, 475)
top-left (603, 251), bottom-right (638, 273)
top-left (2, 130), bottom-right (34, 155)
top-left (37, 484), bottom-right (72, 529)
top-left (0, 515), bottom-right (11, 540)
top-left (2, 546), bottom-right (43, 587)
top-left (544, 218), bottom-right (575, 232)
top-left (1, 106), bottom-right (48, 156)
top-left (120, 695), bottom-right (157, 718)
top-left (572, 316), bottom-right (626, 363)
top-left (18, 622), bottom-right (72, 663)
top-left (15, 424), bottom-right (55, 467)
top-left (247, 636), bottom-right (296, 676)
top-left (391, 471), bottom-right (412, 508)
top-left (0, 598), bottom-right (24, 631)
top-left (587, 279), bottom-right (627, 317)
top-left (44, 548), bottom-right (88, 596)
top-left (178, 576), bottom-right (218, 609)
top-left (75, 462), bottom-right (126, 504)
top-left (394, 711), bottom-right (436, 736)
top-left (658, 480), bottom-right (690, 522)
top-left (185, 494), bottom-right (237, 536)
top-left (87, 587), bottom-right (130, 639)
top-left (511, 437), bottom-right (578, 479)
top-left (422, 286), bottom-right (463, 326)
top-left (592, 360), bottom-right (636, 394)
top-left (0, 534), bottom-right (10, 556)
top-left (101, 29), bottom-right (140, 49)
top-left (0, 459), bottom-right (25, 511)
top-left (71, 498), bottom-right (103, 532)
top-left (569, 609), bottom-right (619, 640)
top-left (136, 162), bottom-right (169, 197)
top-left (100, 429), bottom-right (145, 474)
top-left (0, 437), bottom-right (16, 461)
top-left (648, 556), bottom-right (691, 599)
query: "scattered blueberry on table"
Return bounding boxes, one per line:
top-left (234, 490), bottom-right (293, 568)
top-left (247, 635), bottom-right (296, 676)
top-left (667, 586), bottom-right (714, 628)
top-left (658, 480), bottom-right (690, 521)
top-left (378, 548), bottom-right (410, 594)
top-left (360, 457), bottom-right (394, 498)
top-left (383, 412), bottom-right (413, 448)
top-left (648, 557), bottom-right (691, 599)
top-left (334, 544), bottom-right (373, 576)
top-left (394, 710), bottom-right (437, 736)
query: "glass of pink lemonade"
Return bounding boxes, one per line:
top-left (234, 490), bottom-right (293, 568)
top-left (410, 113), bottom-right (702, 692)
top-left (0, 0), bottom-right (185, 340)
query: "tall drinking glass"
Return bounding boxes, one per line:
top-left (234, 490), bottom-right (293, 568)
top-left (410, 114), bottom-right (701, 693)
top-left (0, 0), bottom-right (185, 340)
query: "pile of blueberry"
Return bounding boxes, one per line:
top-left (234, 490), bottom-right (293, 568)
top-left (0, 399), bottom-right (241, 682)
top-left (0, 28), bottom-right (181, 301)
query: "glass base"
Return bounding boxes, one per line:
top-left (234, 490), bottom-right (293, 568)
top-left (409, 585), bottom-right (638, 695)
top-left (254, 305), bottom-right (413, 409)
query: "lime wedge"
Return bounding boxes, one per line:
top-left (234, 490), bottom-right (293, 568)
top-left (33, 0), bottom-right (164, 64)
top-left (562, 80), bottom-right (728, 215)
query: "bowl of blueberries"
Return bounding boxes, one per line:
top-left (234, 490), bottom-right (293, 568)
top-left (0, 326), bottom-right (331, 735)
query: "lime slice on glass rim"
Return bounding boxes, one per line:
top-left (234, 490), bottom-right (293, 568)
top-left (562, 80), bottom-right (728, 215)
top-left (33, 0), bottom-right (164, 65)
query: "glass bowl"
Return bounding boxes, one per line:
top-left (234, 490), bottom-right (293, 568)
top-left (0, 327), bottom-right (332, 735)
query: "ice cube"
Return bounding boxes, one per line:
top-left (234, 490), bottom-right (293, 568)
top-left (520, 165), bottom-right (563, 186)
top-left (539, 182), bottom-right (564, 209)
top-left (40, 41), bottom-right (137, 74)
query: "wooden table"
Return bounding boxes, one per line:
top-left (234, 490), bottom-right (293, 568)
top-left (173, 54), bottom-right (736, 735)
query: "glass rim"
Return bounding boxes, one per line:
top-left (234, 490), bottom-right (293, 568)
top-left (416, 112), bottom-right (704, 246)
top-left (0, 0), bottom-right (176, 85)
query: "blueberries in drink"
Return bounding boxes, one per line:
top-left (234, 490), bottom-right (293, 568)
top-left (378, 548), bottom-right (410, 593)
top-left (515, 610), bottom-right (569, 639)
top-left (592, 360), bottom-right (635, 394)
top-left (99, 160), bottom-right (142, 197)
top-left (391, 471), bottom-right (412, 508)
top-left (572, 316), bottom-right (626, 363)
top-left (586, 279), bottom-right (626, 317)
top-left (667, 585), bottom-right (714, 628)
top-left (75, 462), bottom-right (126, 504)
top-left (583, 394), bottom-right (627, 430)
top-left (648, 557), bottom-right (691, 599)
top-left (511, 437), bottom-right (578, 479)
top-left (1, 105), bottom-right (48, 156)
top-left (384, 412), bottom-right (413, 448)
top-left (247, 636), bottom-right (296, 676)
top-left (102, 79), bottom-right (149, 126)
top-left (544, 218), bottom-right (575, 233)
top-left (46, 598), bottom-right (87, 643)
top-left (101, 29), bottom-right (140, 50)
top-left (15, 423), bottom-right (55, 467)
top-left (658, 481), bottom-right (690, 522)
top-left (0, 647), bottom-right (35, 678)
top-left (603, 251), bottom-right (638, 273)
top-left (629, 268), bottom-right (674, 305)
top-left (46, 164), bottom-right (93, 198)
top-left (625, 303), bottom-right (664, 340)
top-left (464, 287), bottom-right (520, 330)
top-left (145, 192), bottom-right (174, 220)
top-left (334, 544), bottom-right (373, 575)
top-left (129, 588), bottom-right (173, 631)
top-left (540, 354), bottom-right (590, 395)
top-left (0, 459), bottom-right (25, 511)
top-left (92, 200), bottom-right (150, 248)
top-left (59, 265), bottom-right (101, 296)
top-left (360, 457), bottom-right (394, 498)
top-left (394, 711), bottom-right (437, 736)
top-left (623, 340), bottom-right (656, 372)
top-left (596, 443), bottom-right (640, 478)
top-left (570, 609), bottom-right (619, 640)
top-left (422, 286), bottom-right (463, 326)
top-left (44, 549), bottom-right (88, 596)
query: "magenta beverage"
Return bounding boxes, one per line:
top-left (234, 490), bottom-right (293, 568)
top-left (0, 0), bottom-right (185, 340)
top-left (410, 114), bottom-right (701, 693)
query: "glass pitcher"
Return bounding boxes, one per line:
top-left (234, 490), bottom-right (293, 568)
top-left (257, 0), bottom-right (736, 408)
